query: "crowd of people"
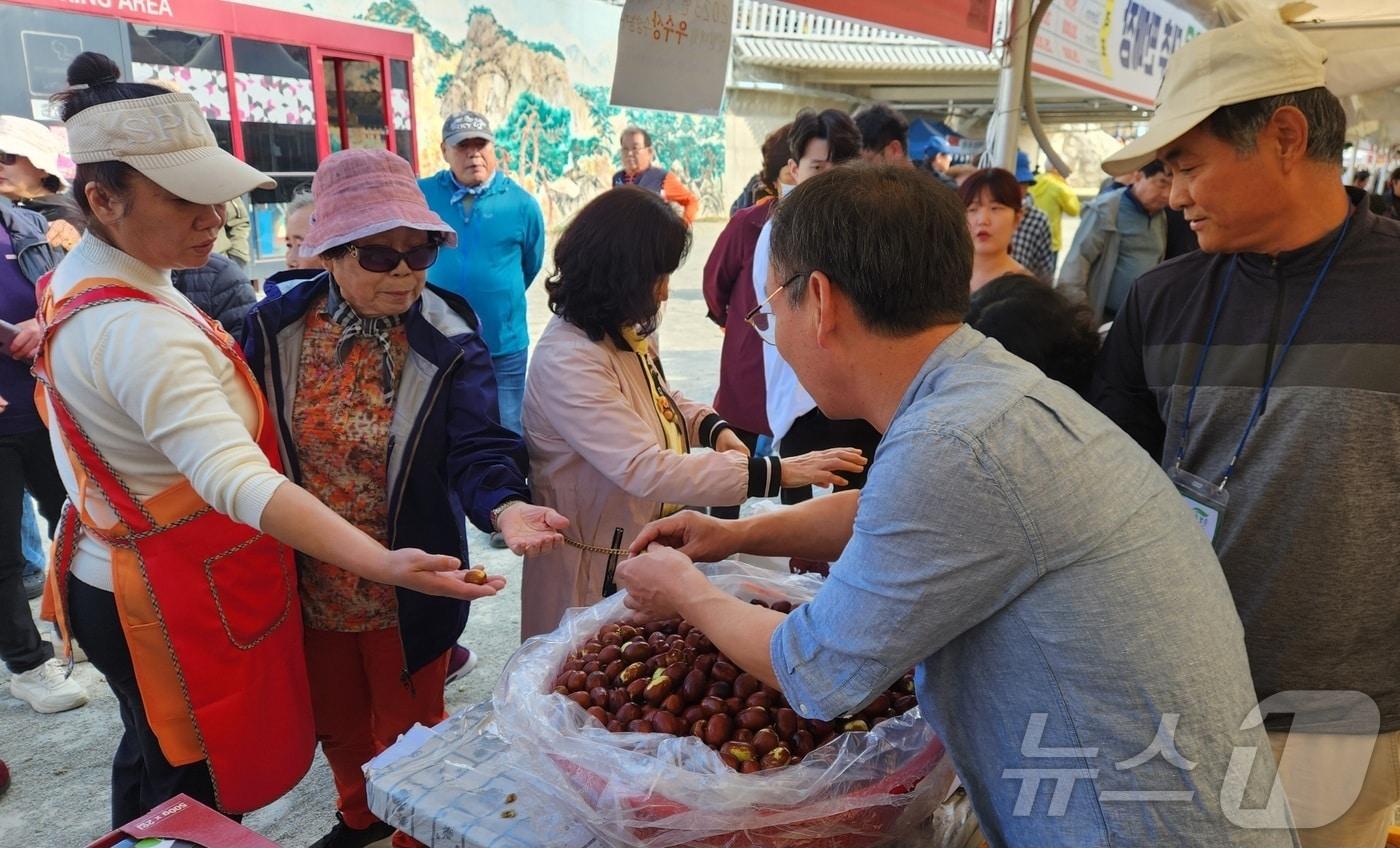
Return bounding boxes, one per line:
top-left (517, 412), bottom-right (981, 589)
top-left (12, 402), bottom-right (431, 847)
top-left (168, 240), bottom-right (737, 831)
top-left (1, 13), bottom-right (1400, 848)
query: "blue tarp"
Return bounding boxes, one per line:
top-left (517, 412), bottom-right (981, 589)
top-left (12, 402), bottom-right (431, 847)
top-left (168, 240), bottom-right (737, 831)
top-left (908, 118), bottom-right (984, 163)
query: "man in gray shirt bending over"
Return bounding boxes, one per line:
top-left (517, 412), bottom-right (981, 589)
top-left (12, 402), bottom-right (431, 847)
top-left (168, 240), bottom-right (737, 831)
top-left (617, 162), bottom-right (1295, 847)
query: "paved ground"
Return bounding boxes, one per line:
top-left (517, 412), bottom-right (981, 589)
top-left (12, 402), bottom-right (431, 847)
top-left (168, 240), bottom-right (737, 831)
top-left (0, 222), bottom-right (729, 846)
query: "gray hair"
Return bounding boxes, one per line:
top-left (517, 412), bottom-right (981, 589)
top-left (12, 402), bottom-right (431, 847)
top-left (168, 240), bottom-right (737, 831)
top-left (1205, 87), bottom-right (1346, 164)
top-left (620, 126), bottom-right (652, 148)
top-left (286, 184), bottom-right (314, 217)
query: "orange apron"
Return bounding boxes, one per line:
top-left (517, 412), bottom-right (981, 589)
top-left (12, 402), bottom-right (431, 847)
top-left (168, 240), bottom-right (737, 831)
top-left (33, 276), bottom-right (314, 814)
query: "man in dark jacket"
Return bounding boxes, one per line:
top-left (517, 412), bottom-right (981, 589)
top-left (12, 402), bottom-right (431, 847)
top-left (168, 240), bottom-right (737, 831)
top-left (1093, 18), bottom-right (1400, 846)
top-left (171, 253), bottom-right (258, 344)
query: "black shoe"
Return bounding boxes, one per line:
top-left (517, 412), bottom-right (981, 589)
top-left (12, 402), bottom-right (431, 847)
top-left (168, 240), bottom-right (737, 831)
top-left (307, 813), bottom-right (395, 848)
top-left (22, 568), bottom-right (44, 601)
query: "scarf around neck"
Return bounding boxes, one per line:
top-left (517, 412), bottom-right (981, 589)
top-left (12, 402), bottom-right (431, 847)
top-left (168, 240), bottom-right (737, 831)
top-left (621, 326), bottom-right (687, 516)
top-left (324, 281), bottom-right (406, 405)
top-left (449, 170), bottom-right (496, 208)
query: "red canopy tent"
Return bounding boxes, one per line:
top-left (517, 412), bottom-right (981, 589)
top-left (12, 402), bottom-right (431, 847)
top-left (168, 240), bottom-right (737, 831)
top-left (786, 0), bottom-right (999, 49)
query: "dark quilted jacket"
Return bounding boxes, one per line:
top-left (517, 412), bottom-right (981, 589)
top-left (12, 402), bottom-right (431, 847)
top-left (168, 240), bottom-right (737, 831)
top-left (171, 253), bottom-right (257, 343)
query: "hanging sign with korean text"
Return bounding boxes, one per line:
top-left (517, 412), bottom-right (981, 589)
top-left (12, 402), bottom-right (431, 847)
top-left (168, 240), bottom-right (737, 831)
top-left (611, 0), bottom-right (734, 115)
top-left (1031, 0), bottom-right (1204, 108)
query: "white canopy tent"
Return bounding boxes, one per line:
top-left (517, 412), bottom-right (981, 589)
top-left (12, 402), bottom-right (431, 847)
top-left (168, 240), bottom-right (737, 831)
top-left (990, 0), bottom-right (1400, 172)
top-left (758, 0), bottom-right (1400, 170)
top-left (1205, 1), bottom-right (1400, 180)
top-left (1205, 0), bottom-right (1400, 98)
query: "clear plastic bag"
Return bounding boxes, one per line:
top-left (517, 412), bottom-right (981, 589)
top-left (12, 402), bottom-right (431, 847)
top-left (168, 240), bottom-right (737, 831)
top-left (492, 561), bottom-right (954, 848)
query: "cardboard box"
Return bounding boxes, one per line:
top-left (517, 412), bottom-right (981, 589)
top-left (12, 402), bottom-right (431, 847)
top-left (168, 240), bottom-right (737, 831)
top-left (85, 794), bottom-right (279, 848)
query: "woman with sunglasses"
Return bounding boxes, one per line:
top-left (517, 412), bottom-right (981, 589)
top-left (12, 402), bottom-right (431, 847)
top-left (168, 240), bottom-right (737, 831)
top-left (244, 147), bottom-right (566, 848)
top-left (519, 187), bottom-right (864, 639)
top-left (0, 115), bottom-right (84, 249)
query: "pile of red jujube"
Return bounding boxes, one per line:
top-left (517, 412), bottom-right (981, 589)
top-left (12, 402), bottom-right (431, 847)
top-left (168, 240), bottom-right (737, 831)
top-left (550, 599), bottom-right (918, 773)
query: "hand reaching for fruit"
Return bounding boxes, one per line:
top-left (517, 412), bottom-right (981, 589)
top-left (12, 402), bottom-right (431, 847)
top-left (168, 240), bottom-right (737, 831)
top-left (616, 544), bottom-right (709, 621)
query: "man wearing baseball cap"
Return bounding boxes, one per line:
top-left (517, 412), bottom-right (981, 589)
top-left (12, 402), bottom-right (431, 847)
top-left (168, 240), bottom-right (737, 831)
top-left (921, 135), bottom-right (958, 189)
top-left (1094, 18), bottom-right (1400, 845)
top-left (419, 110), bottom-right (544, 439)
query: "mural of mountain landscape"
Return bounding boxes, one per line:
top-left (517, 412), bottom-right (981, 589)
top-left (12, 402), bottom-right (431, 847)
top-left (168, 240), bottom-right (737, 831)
top-left (356, 0), bottom-right (728, 224)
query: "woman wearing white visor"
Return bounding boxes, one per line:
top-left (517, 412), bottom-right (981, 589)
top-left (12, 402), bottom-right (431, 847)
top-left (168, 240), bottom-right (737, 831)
top-left (35, 51), bottom-right (504, 826)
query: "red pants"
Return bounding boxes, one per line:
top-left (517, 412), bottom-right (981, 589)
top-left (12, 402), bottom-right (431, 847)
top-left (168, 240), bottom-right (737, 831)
top-left (305, 627), bottom-right (448, 848)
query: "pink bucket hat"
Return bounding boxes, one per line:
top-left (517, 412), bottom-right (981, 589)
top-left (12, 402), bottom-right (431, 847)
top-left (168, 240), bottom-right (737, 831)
top-left (301, 148), bottom-right (457, 257)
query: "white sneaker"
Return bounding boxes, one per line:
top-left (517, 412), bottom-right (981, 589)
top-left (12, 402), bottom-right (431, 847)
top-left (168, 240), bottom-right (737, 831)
top-left (10, 658), bottom-right (89, 714)
top-left (445, 645), bottom-right (479, 685)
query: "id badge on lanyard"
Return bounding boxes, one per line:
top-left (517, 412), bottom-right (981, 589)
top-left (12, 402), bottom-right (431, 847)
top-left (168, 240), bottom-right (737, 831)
top-left (1170, 213), bottom-right (1350, 548)
top-left (1169, 465), bottom-right (1229, 543)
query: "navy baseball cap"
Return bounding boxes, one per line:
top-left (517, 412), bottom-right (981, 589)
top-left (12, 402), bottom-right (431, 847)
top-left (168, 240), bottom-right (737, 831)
top-left (442, 111), bottom-right (493, 145)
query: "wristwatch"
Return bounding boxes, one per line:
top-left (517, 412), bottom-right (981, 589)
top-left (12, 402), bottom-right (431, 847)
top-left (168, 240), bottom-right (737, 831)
top-left (490, 499), bottom-right (525, 531)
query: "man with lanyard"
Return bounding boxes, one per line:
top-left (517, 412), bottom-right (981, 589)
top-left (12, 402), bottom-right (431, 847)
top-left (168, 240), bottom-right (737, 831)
top-left (613, 126), bottom-right (700, 225)
top-left (420, 110), bottom-right (545, 437)
top-left (1093, 18), bottom-right (1400, 847)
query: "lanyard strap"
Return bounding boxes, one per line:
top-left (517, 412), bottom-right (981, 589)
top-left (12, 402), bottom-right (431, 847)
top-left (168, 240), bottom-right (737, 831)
top-left (1175, 214), bottom-right (1352, 491)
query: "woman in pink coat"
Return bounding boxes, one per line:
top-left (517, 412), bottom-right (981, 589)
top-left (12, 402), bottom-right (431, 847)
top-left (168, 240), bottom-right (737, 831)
top-left (520, 188), bottom-right (865, 638)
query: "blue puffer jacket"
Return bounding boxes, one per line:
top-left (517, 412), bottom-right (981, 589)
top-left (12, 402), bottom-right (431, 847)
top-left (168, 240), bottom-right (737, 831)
top-left (418, 170), bottom-right (544, 358)
top-left (243, 270), bottom-right (531, 675)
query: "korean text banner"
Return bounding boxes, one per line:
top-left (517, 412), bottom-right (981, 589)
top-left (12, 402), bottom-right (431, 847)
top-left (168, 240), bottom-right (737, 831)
top-left (1032, 0), bottom-right (1204, 108)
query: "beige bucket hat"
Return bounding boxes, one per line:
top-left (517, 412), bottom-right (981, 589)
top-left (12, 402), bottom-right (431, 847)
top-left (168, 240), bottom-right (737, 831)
top-left (1102, 17), bottom-right (1328, 176)
top-left (64, 92), bottom-right (274, 203)
top-left (0, 115), bottom-right (66, 182)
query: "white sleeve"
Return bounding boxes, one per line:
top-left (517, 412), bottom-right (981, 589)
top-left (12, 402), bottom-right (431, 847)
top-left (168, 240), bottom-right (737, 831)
top-left (93, 307), bottom-right (287, 529)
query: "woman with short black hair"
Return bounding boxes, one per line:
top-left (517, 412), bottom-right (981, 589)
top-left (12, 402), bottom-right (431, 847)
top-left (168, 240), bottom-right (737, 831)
top-left (966, 274), bottom-right (1101, 398)
top-left (959, 168), bottom-right (1032, 291)
top-left (519, 187), bottom-right (865, 638)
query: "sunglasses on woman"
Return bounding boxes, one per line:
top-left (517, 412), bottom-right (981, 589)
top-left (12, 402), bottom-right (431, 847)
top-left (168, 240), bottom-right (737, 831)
top-left (0, 151), bottom-right (19, 166)
top-left (345, 241), bottom-right (440, 273)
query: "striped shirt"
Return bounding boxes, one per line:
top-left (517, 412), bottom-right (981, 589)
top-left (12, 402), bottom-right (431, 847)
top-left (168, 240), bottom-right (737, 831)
top-left (1094, 188), bottom-right (1400, 732)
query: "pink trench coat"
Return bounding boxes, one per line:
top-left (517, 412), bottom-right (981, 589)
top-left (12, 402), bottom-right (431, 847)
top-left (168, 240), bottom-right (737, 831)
top-left (520, 315), bottom-right (752, 639)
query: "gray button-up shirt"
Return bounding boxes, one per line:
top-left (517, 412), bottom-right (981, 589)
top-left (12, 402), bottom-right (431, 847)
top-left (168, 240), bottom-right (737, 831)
top-left (771, 326), bottom-right (1293, 847)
